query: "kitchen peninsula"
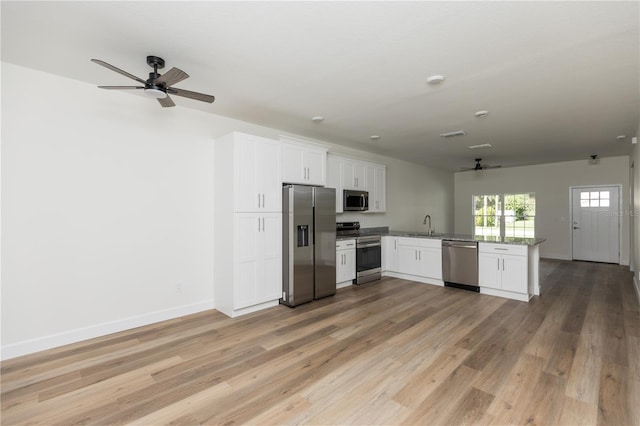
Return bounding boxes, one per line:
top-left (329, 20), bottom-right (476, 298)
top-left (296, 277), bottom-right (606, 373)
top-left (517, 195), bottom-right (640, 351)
top-left (377, 229), bottom-right (545, 303)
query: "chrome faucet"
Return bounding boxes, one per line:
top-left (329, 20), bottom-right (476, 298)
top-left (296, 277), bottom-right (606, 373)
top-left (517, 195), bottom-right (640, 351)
top-left (423, 214), bottom-right (433, 235)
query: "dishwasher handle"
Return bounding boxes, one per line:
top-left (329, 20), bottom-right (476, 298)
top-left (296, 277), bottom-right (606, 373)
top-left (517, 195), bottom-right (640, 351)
top-left (442, 240), bottom-right (478, 249)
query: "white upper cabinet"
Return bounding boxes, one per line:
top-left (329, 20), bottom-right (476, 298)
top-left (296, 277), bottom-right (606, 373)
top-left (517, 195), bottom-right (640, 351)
top-left (233, 134), bottom-right (281, 212)
top-left (365, 163), bottom-right (386, 213)
top-left (280, 136), bottom-right (327, 186)
top-left (342, 159), bottom-right (366, 190)
top-left (326, 153), bottom-right (386, 214)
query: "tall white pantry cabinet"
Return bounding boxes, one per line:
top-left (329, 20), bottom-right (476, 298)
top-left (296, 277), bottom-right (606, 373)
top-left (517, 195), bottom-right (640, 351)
top-left (214, 132), bottom-right (283, 317)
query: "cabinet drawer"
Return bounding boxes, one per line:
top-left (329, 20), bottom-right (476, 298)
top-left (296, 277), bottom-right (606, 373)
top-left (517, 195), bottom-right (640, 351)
top-left (336, 239), bottom-right (356, 250)
top-left (398, 237), bottom-right (442, 249)
top-left (479, 242), bottom-right (527, 256)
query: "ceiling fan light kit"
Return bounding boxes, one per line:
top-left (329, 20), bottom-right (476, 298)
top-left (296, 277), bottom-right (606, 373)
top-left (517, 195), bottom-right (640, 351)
top-left (91, 55), bottom-right (215, 108)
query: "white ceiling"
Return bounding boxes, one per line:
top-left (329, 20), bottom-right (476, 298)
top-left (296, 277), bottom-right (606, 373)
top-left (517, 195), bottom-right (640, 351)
top-left (2, 1), bottom-right (639, 171)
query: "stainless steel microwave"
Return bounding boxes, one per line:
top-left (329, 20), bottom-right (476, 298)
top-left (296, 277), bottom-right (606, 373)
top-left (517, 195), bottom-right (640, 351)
top-left (343, 189), bottom-right (369, 211)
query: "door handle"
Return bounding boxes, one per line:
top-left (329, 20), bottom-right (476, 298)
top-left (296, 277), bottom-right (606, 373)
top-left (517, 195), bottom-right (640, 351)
top-left (573, 226), bottom-right (580, 229)
top-left (502, 258), bottom-right (505, 271)
top-left (258, 217), bottom-right (261, 232)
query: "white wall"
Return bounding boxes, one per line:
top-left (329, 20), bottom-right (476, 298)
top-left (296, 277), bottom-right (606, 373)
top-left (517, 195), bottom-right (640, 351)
top-left (1, 63), bottom-right (453, 358)
top-left (454, 156), bottom-right (631, 264)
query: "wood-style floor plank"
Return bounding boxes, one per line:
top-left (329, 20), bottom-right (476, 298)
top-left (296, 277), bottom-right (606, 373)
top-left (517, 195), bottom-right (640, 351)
top-left (1, 260), bottom-right (639, 425)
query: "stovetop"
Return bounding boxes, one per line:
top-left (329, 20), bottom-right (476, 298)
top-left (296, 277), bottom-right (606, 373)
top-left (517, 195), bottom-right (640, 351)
top-left (336, 222), bottom-right (388, 239)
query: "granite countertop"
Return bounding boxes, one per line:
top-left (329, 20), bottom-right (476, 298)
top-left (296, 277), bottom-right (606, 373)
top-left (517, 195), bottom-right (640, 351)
top-left (337, 226), bottom-right (545, 246)
top-left (387, 230), bottom-right (546, 246)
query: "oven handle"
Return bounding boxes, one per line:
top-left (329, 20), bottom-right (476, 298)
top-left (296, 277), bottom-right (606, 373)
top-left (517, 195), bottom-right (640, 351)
top-left (357, 242), bottom-right (382, 248)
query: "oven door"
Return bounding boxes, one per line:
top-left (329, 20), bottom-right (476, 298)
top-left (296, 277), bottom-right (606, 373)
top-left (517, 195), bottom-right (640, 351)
top-left (356, 237), bottom-right (381, 283)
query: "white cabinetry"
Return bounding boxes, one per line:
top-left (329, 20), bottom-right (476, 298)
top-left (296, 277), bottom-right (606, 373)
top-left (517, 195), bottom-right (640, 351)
top-left (336, 239), bottom-right (356, 287)
top-left (478, 243), bottom-right (529, 301)
top-left (365, 164), bottom-right (386, 212)
top-left (397, 237), bottom-right (442, 281)
top-left (383, 237), bottom-right (442, 285)
top-left (326, 153), bottom-right (386, 213)
top-left (280, 137), bottom-right (327, 186)
top-left (235, 213), bottom-right (282, 309)
top-left (382, 236), bottom-right (399, 272)
top-left (214, 132), bottom-right (283, 317)
top-left (342, 159), bottom-right (366, 190)
top-left (234, 135), bottom-right (281, 212)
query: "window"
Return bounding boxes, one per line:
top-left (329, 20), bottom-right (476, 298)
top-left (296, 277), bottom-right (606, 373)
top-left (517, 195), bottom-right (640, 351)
top-left (473, 193), bottom-right (535, 238)
top-left (580, 190), bottom-right (610, 208)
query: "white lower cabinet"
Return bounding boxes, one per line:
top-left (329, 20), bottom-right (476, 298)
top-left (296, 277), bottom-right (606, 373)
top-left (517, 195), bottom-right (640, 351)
top-left (478, 243), bottom-right (528, 300)
top-left (336, 239), bottom-right (356, 287)
top-left (234, 213), bottom-right (282, 310)
top-left (393, 237), bottom-right (443, 283)
top-left (215, 212), bottom-right (282, 317)
top-left (382, 236), bottom-right (399, 272)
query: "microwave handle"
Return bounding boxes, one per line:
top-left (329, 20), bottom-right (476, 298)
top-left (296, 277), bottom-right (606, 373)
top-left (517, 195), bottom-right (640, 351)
top-left (361, 194), bottom-right (366, 209)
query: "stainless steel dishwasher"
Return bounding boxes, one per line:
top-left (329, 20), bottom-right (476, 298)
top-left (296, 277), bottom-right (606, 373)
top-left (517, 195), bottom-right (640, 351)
top-left (442, 240), bottom-right (479, 292)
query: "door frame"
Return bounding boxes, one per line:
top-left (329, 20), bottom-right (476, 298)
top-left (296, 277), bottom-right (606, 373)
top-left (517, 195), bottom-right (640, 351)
top-left (569, 184), bottom-right (622, 264)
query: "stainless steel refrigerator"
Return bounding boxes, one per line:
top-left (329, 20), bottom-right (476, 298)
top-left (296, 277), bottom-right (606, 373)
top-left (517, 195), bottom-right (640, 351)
top-left (281, 185), bottom-right (336, 307)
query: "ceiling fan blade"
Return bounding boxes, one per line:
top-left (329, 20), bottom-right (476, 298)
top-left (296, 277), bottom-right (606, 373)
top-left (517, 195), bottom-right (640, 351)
top-left (91, 59), bottom-right (147, 84)
top-left (155, 67), bottom-right (189, 86)
top-left (98, 86), bottom-right (144, 90)
top-left (167, 87), bottom-right (215, 103)
top-left (157, 95), bottom-right (176, 108)
top-left (483, 165), bottom-right (502, 169)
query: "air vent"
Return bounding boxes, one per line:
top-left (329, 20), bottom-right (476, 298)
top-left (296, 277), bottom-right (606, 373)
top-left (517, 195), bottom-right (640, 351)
top-left (440, 130), bottom-right (467, 138)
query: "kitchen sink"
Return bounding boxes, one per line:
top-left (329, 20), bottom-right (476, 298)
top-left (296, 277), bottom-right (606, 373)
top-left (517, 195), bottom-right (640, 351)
top-left (405, 232), bottom-right (445, 238)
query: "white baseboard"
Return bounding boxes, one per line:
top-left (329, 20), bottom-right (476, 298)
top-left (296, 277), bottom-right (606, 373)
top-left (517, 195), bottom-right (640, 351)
top-left (1, 299), bottom-right (214, 361)
top-left (540, 252), bottom-right (572, 261)
top-left (634, 275), bottom-right (640, 307)
top-left (382, 271), bottom-right (444, 286)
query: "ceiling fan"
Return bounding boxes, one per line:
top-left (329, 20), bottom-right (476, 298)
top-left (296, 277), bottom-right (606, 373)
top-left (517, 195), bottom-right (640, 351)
top-left (91, 55), bottom-right (215, 108)
top-left (460, 158), bottom-right (502, 171)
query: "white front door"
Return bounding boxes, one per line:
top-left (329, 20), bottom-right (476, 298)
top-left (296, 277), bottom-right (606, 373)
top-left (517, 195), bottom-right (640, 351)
top-left (571, 186), bottom-right (620, 263)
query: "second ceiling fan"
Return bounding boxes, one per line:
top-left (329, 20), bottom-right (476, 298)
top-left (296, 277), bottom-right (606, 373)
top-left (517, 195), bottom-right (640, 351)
top-left (460, 158), bottom-right (502, 171)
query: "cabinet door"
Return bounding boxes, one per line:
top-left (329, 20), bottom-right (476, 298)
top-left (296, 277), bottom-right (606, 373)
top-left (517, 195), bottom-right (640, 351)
top-left (234, 138), bottom-right (259, 212)
top-left (364, 164), bottom-right (386, 213)
top-left (398, 246), bottom-right (418, 276)
top-left (373, 165), bottom-right (386, 212)
top-left (336, 250), bottom-right (355, 283)
top-left (234, 214), bottom-right (260, 308)
top-left (281, 144), bottom-right (305, 184)
top-left (344, 249), bottom-right (356, 281)
top-left (257, 141), bottom-right (281, 212)
top-left (260, 213), bottom-right (282, 300)
top-left (303, 148), bottom-right (326, 186)
top-left (343, 160), bottom-right (366, 190)
top-left (327, 155), bottom-right (343, 213)
top-left (383, 237), bottom-right (399, 272)
top-left (418, 246), bottom-right (442, 280)
top-left (501, 254), bottom-right (527, 293)
top-left (478, 252), bottom-right (501, 290)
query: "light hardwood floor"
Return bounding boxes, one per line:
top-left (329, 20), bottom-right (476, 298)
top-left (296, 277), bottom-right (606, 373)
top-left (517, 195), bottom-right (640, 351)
top-left (2, 260), bottom-right (639, 425)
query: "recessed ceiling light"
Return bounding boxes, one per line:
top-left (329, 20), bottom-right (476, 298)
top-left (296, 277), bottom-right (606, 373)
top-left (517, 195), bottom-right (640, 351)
top-left (468, 143), bottom-right (492, 149)
top-left (616, 135), bottom-right (626, 140)
top-left (370, 135), bottom-right (381, 140)
top-left (426, 75), bottom-right (446, 85)
top-left (474, 110), bottom-right (489, 118)
top-left (440, 130), bottom-right (467, 138)
top-left (311, 116), bottom-right (324, 122)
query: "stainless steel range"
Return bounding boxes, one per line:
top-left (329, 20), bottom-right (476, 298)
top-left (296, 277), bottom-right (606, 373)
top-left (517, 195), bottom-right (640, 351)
top-left (336, 222), bottom-right (382, 285)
